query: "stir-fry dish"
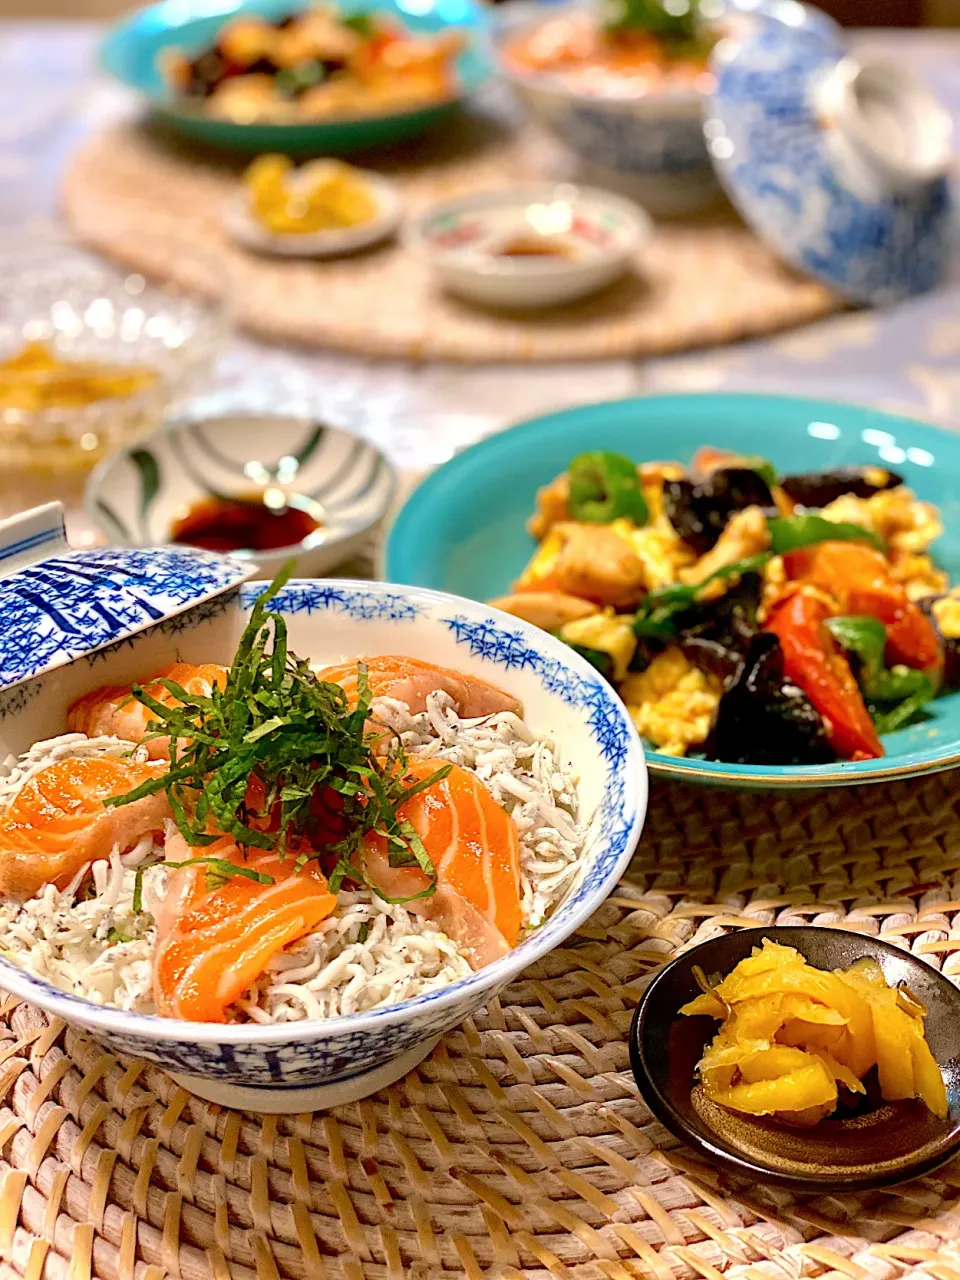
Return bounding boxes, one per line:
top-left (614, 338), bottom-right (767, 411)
top-left (0, 341), bottom-right (157, 412)
top-left (682, 940), bottom-right (947, 1124)
top-left (503, 0), bottom-right (717, 99)
top-left (244, 155), bottom-right (379, 235)
top-left (0, 576), bottom-right (585, 1022)
top-left (162, 5), bottom-right (464, 122)
top-left (493, 446), bottom-right (959, 766)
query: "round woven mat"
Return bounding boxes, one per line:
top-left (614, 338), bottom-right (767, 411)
top-left (3, 775), bottom-right (960, 1280)
top-left (61, 116), bottom-right (839, 363)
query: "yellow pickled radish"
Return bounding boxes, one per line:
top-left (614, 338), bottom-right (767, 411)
top-left (680, 990), bottom-right (727, 1019)
top-left (683, 939), bottom-right (946, 1124)
top-left (815, 1050), bottom-right (866, 1094)
top-left (778, 1017), bottom-right (847, 1054)
top-left (862, 989), bottom-right (914, 1102)
top-left (709, 1060), bottom-right (837, 1117)
top-left (737, 1046), bottom-right (812, 1084)
top-left (911, 1033), bottom-right (948, 1120)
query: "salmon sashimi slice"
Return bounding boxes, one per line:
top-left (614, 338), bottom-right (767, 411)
top-left (67, 663), bottom-right (229, 759)
top-left (317, 655), bottom-right (522, 720)
top-left (155, 832), bottom-right (337, 1022)
top-left (361, 758), bottom-right (522, 970)
top-left (0, 756), bottom-right (170, 897)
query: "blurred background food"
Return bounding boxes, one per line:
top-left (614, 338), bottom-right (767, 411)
top-left (14, 0), bottom-right (960, 23)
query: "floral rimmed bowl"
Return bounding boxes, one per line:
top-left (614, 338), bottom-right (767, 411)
top-left (385, 391), bottom-right (960, 791)
top-left (406, 183), bottom-right (652, 309)
top-left (85, 404), bottom-right (396, 578)
top-left (0, 505), bottom-right (646, 1112)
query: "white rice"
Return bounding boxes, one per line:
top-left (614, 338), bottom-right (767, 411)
top-left (0, 692), bottom-right (586, 1020)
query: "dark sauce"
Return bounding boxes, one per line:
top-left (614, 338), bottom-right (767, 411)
top-left (170, 493), bottom-right (321, 553)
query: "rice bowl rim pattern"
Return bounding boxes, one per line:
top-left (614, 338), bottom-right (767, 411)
top-left (0, 577), bottom-right (647, 1046)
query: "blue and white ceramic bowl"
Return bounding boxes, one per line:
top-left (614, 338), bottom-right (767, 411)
top-left (499, 12), bottom-right (713, 215)
top-left (706, 19), bottom-right (954, 303)
top-left (0, 513), bottom-right (646, 1111)
top-left (498, 0), bottom-right (841, 215)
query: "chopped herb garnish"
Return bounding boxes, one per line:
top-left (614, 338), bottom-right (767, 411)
top-left (132, 863), bottom-right (148, 914)
top-left (357, 921), bottom-right (371, 944)
top-left (107, 927), bottom-right (134, 944)
top-left (165, 857), bottom-right (276, 893)
top-left (106, 565), bottom-right (451, 905)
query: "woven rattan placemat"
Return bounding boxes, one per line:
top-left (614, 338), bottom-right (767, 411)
top-left (61, 116), bottom-right (839, 363)
top-left (2, 773), bottom-right (960, 1280)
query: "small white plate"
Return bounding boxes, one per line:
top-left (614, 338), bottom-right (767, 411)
top-left (223, 168), bottom-right (402, 259)
top-left (405, 182), bottom-right (652, 308)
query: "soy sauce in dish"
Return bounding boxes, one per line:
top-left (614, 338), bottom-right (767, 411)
top-left (170, 493), bottom-right (321, 553)
top-left (495, 235), bottom-right (575, 261)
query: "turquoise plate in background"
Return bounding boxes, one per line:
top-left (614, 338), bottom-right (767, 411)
top-left (100, 0), bottom-right (493, 155)
top-left (385, 393), bottom-right (960, 789)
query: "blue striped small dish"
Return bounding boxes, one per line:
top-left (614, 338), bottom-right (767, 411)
top-left (86, 407), bottom-right (395, 579)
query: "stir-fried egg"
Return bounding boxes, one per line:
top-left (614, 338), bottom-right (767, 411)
top-left (621, 648), bottom-right (722, 757)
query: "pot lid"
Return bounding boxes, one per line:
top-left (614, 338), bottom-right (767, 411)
top-left (704, 15), bottom-right (954, 304)
top-left (0, 502), bottom-right (253, 693)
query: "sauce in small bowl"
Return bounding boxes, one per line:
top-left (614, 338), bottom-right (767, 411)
top-left (170, 491), bottom-right (323, 554)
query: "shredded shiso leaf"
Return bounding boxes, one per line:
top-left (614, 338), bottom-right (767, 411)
top-left (106, 566), bottom-right (450, 904)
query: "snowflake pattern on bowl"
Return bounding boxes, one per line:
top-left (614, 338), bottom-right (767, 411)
top-left (706, 21), bottom-right (953, 303)
top-left (0, 579), bottom-right (645, 1091)
top-left (0, 544), bottom-right (249, 690)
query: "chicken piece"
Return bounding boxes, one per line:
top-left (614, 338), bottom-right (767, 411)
top-left (515, 522), bottom-right (647, 608)
top-left (679, 505), bottom-right (771, 589)
top-left (819, 487), bottom-right (942, 554)
top-left (490, 591), bottom-right (599, 633)
top-left (274, 9), bottom-right (362, 67)
top-left (218, 17), bottom-right (279, 66)
top-left (528, 472), bottom-right (571, 540)
top-left (621, 648), bottom-right (721, 756)
top-left (207, 74), bottom-right (284, 121)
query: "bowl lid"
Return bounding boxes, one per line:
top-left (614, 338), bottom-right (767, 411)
top-left (704, 16), bottom-right (953, 304)
top-left (0, 502), bottom-right (253, 692)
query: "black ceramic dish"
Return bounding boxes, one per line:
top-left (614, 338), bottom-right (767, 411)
top-left (630, 926), bottom-right (960, 1192)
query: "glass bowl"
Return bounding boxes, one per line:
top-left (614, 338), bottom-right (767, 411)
top-left (0, 240), bottom-right (230, 489)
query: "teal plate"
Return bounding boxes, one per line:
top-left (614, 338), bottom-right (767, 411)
top-left (100, 0), bottom-right (493, 155)
top-left (385, 393), bottom-right (960, 789)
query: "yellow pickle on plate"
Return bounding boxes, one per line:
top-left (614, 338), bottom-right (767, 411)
top-left (681, 939), bottom-right (947, 1125)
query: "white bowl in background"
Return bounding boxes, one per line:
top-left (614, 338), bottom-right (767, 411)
top-left (86, 407), bottom-right (396, 578)
top-left (406, 182), bottom-right (652, 308)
